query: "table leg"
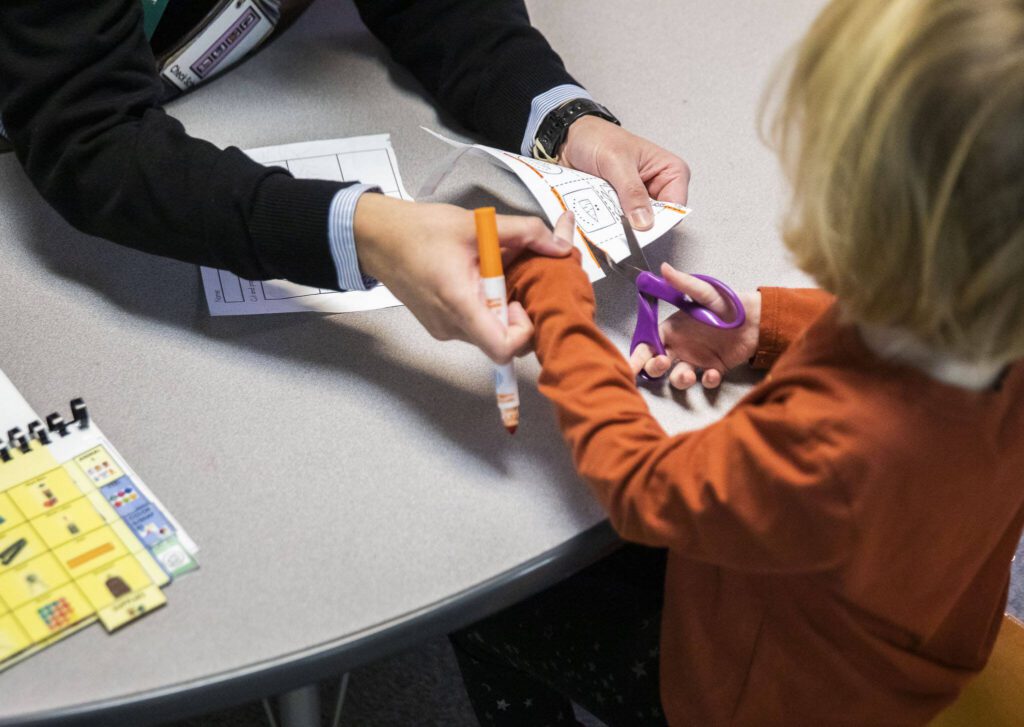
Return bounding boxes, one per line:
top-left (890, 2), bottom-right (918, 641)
top-left (278, 683), bottom-right (322, 727)
top-left (330, 673), bottom-right (350, 727)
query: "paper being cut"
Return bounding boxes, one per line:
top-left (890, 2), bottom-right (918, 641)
top-left (419, 129), bottom-right (691, 281)
top-left (200, 134), bottom-right (410, 316)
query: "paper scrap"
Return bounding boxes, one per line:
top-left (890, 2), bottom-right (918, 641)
top-left (200, 134), bottom-right (411, 316)
top-left (419, 128), bottom-right (691, 281)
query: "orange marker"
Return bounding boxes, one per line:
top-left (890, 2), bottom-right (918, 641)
top-left (474, 207), bottom-right (520, 435)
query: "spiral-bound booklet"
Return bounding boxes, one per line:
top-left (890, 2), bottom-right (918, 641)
top-left (0, 369), bottom-right (198, 671)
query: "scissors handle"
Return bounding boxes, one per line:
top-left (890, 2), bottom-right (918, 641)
top-left (631, 271), bottom-right (746, 381)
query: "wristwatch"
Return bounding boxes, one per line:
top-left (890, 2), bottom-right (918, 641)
top-left (531, 98), bottom-right (620, 162)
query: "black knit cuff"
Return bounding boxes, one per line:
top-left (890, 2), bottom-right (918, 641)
top-left (476, 38), bottom-right (580, 152)
top-left (249, 173), bottom-right (351, 290)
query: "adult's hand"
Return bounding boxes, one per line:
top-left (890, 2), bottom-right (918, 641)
top-left (558, 115), bottom-right (691, 231)
top-left (354, 194), bottom-right (575, 364)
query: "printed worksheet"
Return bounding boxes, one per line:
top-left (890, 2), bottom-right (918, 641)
top-left (419, 129), bottom-right (691, 281)
top-left (200, 134), bottom-right (410, 316)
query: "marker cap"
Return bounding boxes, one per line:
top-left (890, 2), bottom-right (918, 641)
top-left (474, 207), bottom-right (504, 278)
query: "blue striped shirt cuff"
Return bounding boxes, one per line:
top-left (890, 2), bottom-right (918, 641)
top-left (0, 117), bottom-right (7, 140)
top-left (520, 84), bottom-right (593, 156)
top-left (328, 184), bottom-right (379, 291)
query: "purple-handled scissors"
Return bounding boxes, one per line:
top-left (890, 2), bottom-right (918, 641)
top-left (583, 216), bottom-right (746, 382)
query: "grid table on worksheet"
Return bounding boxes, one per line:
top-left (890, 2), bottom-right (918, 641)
top-left (199, 134), bottom-right (411, 315)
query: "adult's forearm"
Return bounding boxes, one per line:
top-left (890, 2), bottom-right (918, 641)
top-left (0, 0), bottom-right (341, 289)
top-left (354, 0), bottom-right (580, 151)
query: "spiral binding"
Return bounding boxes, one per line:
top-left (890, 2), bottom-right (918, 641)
top-left (0, 398), bottom-right (89, 463)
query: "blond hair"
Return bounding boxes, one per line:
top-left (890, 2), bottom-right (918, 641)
top-left (767, 0), bottom-right (1024, 363)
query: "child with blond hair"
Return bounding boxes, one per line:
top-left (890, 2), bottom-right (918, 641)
top-left (450, 0), bottom-right (1024, 723)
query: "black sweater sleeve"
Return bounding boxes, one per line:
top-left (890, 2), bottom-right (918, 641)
top-left (353, 0), bottom-right (582, 152)
top-left (0, 0), bottom-right (345, 290)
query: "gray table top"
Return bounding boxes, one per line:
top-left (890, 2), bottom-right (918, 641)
top-left (0, 0), bottom-right (822, 723)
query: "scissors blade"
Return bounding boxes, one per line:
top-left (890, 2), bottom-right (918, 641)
top-left (582, 236), bottom-right (616, 278)
top-left (585, 236), bottom-right (648, 283)
top-left (579, 219), bottom-right (650, 282)
top-left (619, 216), bottom-right (655, 273)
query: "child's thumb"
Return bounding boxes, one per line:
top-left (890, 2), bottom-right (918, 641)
top-left (660, 263), bottom-right (731, 317)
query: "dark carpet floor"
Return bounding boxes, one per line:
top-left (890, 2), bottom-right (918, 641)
top-left (162, 537), bottom-right (1024, 726)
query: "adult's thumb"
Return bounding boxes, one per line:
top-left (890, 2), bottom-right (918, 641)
top-left (603, 156), bottom-right (654, 231)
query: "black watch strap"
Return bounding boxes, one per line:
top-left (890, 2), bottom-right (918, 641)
top-left (531, 98), bottom-right (620, 162)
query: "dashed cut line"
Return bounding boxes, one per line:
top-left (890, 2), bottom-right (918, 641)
top-left (549, 187), bottom-right (601, 268)
top-left (502, 152), bottom-right (617, 269)
top-left (502, 152), bottom-right (545, 179)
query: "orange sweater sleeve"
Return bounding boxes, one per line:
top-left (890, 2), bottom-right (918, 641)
top-left (508, 253), bottom-right (854, 572)
top-left (751, 287), bottom-right (835, 369)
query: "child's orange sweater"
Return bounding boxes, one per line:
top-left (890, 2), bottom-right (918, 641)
top-left (507, 252), bottom-right (1024, 725)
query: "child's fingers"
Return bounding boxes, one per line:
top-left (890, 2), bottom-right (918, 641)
top-left (669, 361), bottom-right (699, 390)
top-left (701, 368), bottom-right (723, 388)
top-left (645, 355), bottom-right (672, 378)
top-left (629, 343), bottom-right (654, 375)
top-left (629, 344), bottom-right (672, 378)
top-left (660, 263), bottom-right (731, 317)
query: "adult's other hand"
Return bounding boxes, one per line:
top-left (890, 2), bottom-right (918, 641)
top-left (559, 115), bottom-right (690, 231)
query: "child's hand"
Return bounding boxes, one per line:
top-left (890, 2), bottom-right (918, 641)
top-left (630, 263), bottom-right (761, 389)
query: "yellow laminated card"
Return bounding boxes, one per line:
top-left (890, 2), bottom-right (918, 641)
top-left (0, 372), bottom-right (198, 671)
